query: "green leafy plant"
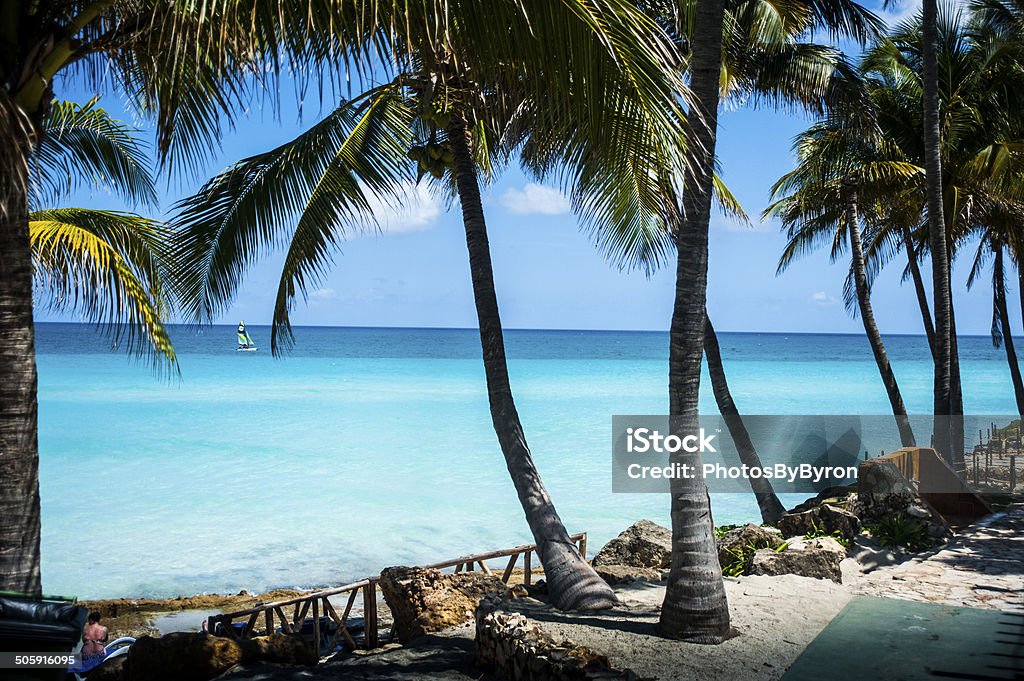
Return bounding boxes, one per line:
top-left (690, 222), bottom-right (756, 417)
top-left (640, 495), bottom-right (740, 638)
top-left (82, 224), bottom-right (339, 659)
top-left (802, 517), bottom-right (851, 548)
top-left (719, 535), bottom-right (787, 577)
top-left (867, 514), bottom-right (934, 552)
top-left (714, 524), bottom-right (740, 539)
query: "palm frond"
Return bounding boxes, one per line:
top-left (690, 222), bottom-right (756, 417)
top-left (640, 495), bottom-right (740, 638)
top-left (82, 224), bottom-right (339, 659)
top-left (30, 208), bottom-right (177, 372)
top-left (31, 97), bottom-right (158, 210)
top-left (171, 84), bottom-right (416, 354)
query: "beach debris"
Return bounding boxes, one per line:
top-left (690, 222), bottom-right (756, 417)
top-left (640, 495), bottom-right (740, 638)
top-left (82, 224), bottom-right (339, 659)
top-left (592, 520), bottom-right (672, 569)
top-left (779, 504), bottom-right (861, 542)
top-left (378, 566), bottom-right (508, 642)
top-left (750, 536), bottom-right (846, 583)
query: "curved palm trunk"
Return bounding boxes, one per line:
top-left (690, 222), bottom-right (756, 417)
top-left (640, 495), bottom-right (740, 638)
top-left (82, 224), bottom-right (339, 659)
top-left (0, 139), bottom-right (41, 596)
top-left (659, 0), bottom-right (730, 643)
top-left (922, 0), bottom-right (954, 463)
top-left (446, 110), bottom-right (615, 611)
top-left (846, 188), bottom-right (915, 447)
top-left (902, 223), bottom-right (935, 358)
top-left (703, 314), bottom-right (785, 523)
top-left (994, 247), bottom-right (1024, 416)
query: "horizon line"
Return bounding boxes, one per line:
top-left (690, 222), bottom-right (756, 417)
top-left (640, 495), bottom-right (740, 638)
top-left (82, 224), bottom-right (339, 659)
top-left (34, 320), bottom-right (977, 338)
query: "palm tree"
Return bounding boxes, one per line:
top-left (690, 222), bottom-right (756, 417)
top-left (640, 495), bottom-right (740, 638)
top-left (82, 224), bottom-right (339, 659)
top-left (4, 99), bottom-right (175, 597)
top-left (922, 0), bottom-right (956, 463)
top-left (704, 314), bottom-right (786, 522)
top-left (655, 0), bottom-right (733, 641)
top-left (171, 2), bottom-right (686, 611)
top-left (642, 0), bottom-right (881, 639)
top-left (769, 119), bottom-right (920, 447)
top-left (0, 0), bottom-right (283, 595)
top-left (986, 242), bottom-right (1024, 415)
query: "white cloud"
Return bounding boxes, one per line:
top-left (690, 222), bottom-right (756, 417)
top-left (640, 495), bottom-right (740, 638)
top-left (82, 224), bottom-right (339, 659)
top-left (364, 182), bottom-right (441, 235)
top-left (499, 183), bottom-right (570, 216)
top-left (310, 288), bottom-right (337, 301)
top-left (811, 291), bottom-right (837, 306)
top-left (878, 0), bottom-right (971, 29)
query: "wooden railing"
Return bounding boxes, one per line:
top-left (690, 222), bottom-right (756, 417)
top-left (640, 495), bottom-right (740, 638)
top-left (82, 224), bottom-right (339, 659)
top-left (206, 532), bottom-right (587, 655)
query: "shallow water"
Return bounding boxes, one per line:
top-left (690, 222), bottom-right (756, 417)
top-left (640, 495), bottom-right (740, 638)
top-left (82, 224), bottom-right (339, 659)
top-left (36, 323), bottom-right (1018, 598)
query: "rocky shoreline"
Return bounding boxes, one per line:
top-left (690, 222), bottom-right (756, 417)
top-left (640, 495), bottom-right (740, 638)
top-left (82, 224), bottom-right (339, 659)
top-left (80, 589), bottom-right (309, 639)
top-left (75, 458), bottom-right (1022, 680)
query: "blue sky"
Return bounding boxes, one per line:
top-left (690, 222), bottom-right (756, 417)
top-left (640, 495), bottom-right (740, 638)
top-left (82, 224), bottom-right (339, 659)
top-left (42, 0), bottom-right (1008, 335)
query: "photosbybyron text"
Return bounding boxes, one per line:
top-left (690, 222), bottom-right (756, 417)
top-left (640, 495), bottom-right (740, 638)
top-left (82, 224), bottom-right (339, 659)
top-left (611, 414), bottom-right (1005, 493)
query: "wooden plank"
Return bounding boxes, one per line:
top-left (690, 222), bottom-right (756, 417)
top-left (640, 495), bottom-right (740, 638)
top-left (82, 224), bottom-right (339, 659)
top-left (273, 607), bottom-right (293, 634)
top-left (243, 612), bottom-right (259, 638)
top-left (312, 598), bottom-right (321, 655)
top-left (293, 600), bottom-right (310, 628)
top-left (341, 589), bottom-right (358, 622)
top-left (364, 582), bottom-right (379, 648)
top-left (265, 609), bottom-right (273, 636)
top-left (579, 533), bottom-right (588, 560)
top-left (477, 560), bottom-right (492, 575)
top-left (524, 550), bottom-right (532, 586)
top-left (501, 554), bottom-right (518, 583)
top-left (216, 580), bottom-right (370, 620)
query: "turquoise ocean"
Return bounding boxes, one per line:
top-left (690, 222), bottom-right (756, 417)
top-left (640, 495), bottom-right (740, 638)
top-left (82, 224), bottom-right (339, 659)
top-left (36, 323), bottom-right (1018, 599)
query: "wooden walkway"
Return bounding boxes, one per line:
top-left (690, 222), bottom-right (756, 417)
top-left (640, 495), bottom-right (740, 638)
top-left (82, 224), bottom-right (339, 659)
top-left (206, 532), bottom-right (587, 655)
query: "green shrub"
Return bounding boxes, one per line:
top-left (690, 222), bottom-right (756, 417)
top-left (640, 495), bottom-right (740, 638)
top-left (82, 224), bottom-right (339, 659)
top-left (719, 536), bottom-right (787, 577)
top-left (867, 514), bottom-right (934, 552)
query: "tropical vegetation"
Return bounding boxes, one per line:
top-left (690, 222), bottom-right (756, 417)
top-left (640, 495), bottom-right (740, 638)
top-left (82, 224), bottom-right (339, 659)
top-left (5, 0), bottom-right (1024, 652)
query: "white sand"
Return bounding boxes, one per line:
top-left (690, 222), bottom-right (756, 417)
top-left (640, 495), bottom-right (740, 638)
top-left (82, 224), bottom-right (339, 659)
top-left (500, 575), bottom-right (851, 681)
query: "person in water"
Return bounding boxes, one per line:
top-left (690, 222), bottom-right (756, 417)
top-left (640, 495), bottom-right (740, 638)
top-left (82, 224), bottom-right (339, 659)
top-left (82, 611), bottom-right (108, 660)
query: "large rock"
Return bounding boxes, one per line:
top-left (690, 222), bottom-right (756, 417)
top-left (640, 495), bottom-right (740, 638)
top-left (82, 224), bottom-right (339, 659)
top-left (715, 524), bottom-right (785, 574)
top-left (592, 564), bottom-right (664, 585)
top-left (124, 632), bottom-right (248, 681)
top-left (855, 460), bottom-right (917, 520)
top-left (250, 633), bottom-right (318, 665)
top-left (779, 504), bottom-right (861, 541)
top-left (749, 536), bottom-right (846, 583)
top-left (788, 485), bottom-right (856, 514)
top-left (592, 520), bottom-right (672, 569)
top-left (379, 566), bottom-right (507, 642)
top-left (123, 631), bottom-right (315, 681)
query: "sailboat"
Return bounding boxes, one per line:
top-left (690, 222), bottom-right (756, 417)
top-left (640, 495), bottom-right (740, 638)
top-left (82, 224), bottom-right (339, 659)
top-left (236, 320), bottom-right (257, 352)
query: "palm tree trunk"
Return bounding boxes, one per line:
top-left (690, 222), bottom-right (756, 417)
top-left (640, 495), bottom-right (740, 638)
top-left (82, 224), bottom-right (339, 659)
top-left (703, 314), bottom-right (785, 523)
top-left (0, 132), bottom-right (41, 596)
top-left (446, 109), bottom-right (615, 611)
top-left (846, 186), bottom-right (916, 447)
top-left (994, 247), bottom-right (1024, 416)
top-left (902, 223), bottom-right (935, 358)
top-left (1018, 258), bottom-right (1024, 336)
top-left (949, 298), bottom-right (965, 471)
top-left (922, 0), bottom-right (954, 463)
top-left (659, 0), bottom-right (730, 643)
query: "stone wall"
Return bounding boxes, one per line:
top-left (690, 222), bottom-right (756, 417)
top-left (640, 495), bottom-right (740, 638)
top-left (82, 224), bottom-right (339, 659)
top-left (475, 597), bottom-right (636, 681)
